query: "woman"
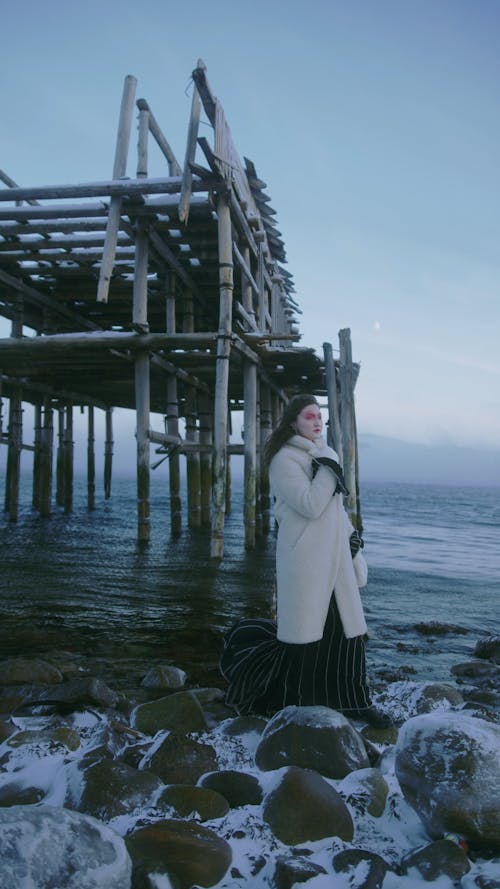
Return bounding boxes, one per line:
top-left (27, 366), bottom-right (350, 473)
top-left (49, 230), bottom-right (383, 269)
top-left (220, 393), bottom-right (391, 728)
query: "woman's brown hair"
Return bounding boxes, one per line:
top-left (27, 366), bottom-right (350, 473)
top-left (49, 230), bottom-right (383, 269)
top-left (263, 393), bottom-right (319, 467)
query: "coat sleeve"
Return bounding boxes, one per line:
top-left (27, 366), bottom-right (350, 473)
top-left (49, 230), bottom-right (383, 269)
top-left (269, 449), bottom-right (338, 519)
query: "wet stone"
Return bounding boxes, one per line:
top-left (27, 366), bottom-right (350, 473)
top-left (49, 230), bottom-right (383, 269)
top-left (146, 732), bottom-right (218, 785)
top-left (273, 854), bottom-right (327, 888)
top-left (157, 784), bottom-right (230, 821)
top-left (200, 769), bottom-right (263, 807)
top-left (255, 705), bottom-right (369, 779)
top-left (77, 759), bottom-right (163, 820)
top-left (126, 818), bottom-right (232, 889)
top-left (333, 848), bottom-right (391, 889)
top-left (263, 766), bottom-right (354, 846)
top-left (401, 838), bottom-right (471, 881)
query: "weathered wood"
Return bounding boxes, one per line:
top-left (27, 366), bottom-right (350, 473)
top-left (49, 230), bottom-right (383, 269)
top-left (183, 292), bottom-right (201, 528)
top-left (63, 405), bottom-right (74, 514)
top-left (179, 62), bottom-right (203, 224)
top-left (233, 241), bottom-right (259, 297)
top-left (39, 398), bottom-right (53, 518)
top-left (259, 383), bottom-right (272, 533)
top-left (210, 191), bottom-right (233, 559)
top-left (243, 359), bottom-right (257, 549)
top-left (56, 407), bottom-right (65, 506)
top-left (339, 328), bottom-right (357, 525)
top-left (235, 301), bottom-right (259, 333)
top-left (198, 392), bottom-right (212, 524)
top-left (133, 217), bottom-right (151, 541)
top-left (87, 405), bottom-right (95, 511)
top-left (136, 106), bottom-right (150, 178)
top-left (0, 177), bottom-right (208, 204)
top-left (165, 273), bottom-right (182, 535)
top-left (323, 341), bottom-right (342, 460)
top-left (257, 242), bottom-right (266, 332)
top-left (4, 387), bottom-right (22, 521)
top-left (0, 268), bottom-right (102, 331)
top-left (32, 404), bottom-right (42, 510)
top-left (21, 82), bottom-right (146, 297)
top-left (0, 331), bottom-right (219, 355)
top-left (104, 408), bottom-right (113, 499)
top-left (137, 98), bottom-right (182, 176)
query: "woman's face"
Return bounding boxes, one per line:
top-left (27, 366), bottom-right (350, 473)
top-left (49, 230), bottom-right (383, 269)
top-left (295, 403), bottom-right (322, 441)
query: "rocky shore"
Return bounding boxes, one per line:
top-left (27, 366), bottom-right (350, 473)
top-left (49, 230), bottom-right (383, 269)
top-left (0, 631), bottom-right (499, 889)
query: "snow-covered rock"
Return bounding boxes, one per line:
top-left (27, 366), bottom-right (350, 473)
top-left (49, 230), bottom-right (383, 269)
top-left (395, 711), bottom-right (500, 850)
top-left (0, 805), bottom-right (132, 889)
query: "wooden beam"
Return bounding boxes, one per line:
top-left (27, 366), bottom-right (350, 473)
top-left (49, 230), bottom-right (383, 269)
top-left (0, 177), bottom-right (209, 204)
top-left (0, 331), bottom-right (219, 355)
top-left (179, 62), bottom-right (203, 224)
top-left (136, 98), bottom-right (182, 176)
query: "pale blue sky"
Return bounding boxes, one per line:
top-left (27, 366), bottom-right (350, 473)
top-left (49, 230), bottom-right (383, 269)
top-left (2, 0), bottom-right (499, 458)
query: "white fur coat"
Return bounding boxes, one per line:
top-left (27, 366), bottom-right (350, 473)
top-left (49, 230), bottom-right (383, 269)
top-left (268, 435), bottom-right (368, 644)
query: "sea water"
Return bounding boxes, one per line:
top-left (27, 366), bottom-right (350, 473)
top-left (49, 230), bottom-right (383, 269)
top-left (0, 474), bottom-right (498, 688)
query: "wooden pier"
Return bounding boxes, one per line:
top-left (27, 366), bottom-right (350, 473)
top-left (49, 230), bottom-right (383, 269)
top-left (0, 63), bottom-right (362, 557)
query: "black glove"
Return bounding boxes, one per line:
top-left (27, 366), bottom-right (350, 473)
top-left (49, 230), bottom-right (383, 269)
top-left (311, 457), bottom-right (349, 496)
top-left (349, 530), bottom-right (364, 558)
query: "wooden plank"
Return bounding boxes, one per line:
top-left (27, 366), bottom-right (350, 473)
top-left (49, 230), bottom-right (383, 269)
top-left (179, 62), bottom-right (203, 224)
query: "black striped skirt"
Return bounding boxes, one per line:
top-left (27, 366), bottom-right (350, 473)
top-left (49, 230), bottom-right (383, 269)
top-left (220, 593), bottom-right (371, 717)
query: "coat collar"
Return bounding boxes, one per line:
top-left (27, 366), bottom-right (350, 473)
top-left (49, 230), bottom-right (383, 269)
top-left (286, 434), bottom-right (326, 453)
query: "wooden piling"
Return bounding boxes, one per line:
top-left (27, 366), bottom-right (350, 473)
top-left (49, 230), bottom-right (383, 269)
top-left (32, 404), bottom-right (42, 510)
top-left (63, 405), bottom-right (73, 514)
top-left (104, 409), bottom-right (113, 499)
top-left (198, 392), bottom-right (212, 525)
top-left (259, 384), bottom-right (272, 533)
top-left (56, 407), bottom-right (65, 506)
top-left (165, 274), bottom-right (182, 535)
top-left (323, 341), bottom-right (342, 459)
top-left (39, 398), bottom-right (53, 518)
top-left (183, 292), bottom-right (202, 528)
top-left (133, 222), bottom-right (150, 542)
top-left (210, 190), bottom-right (233, 559)
top-left (5, 388), bottom-right (22, 521)
top-left (87, 405), bottom-right (95, 511)
top-left (338, 328), bottom-right (358, 527)
top-left (243, 360), bottom-right (257, 549)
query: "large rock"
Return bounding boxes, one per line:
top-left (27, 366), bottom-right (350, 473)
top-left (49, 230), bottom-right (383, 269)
top-left (141, 664), bottom-right (187, 689)
top-left (0, 804), bottom-right (132, 889)
top-left (274, 854), bottom-right (327, 888)
top-left (338, 767), bottom-right (389, 817)
top-left (76, 758), bottom-right (163, 820)
top-left (199, 769), bottom-right (263, 807)
top-left (401, 838), bottom-right (471, 881)
top-left (473, 635), bottom-right (500, 663)
top-left (157, 783), bottom-right (230, 820)
top-left (332, 849), bottom-right (390, 888)
top-left (131, 690), bottom-right (208, 734)
top-left (255, 705), bottom-right (369, 778)
top-left (377, 681), bottom-right (464, 722)
top-left (395, 712), bottom-right (500, 850)
top-left (126, 818), bottom-right (232, 888)
top-left (37, 676), bottom-right (120, 709)
top-left (0, 658), bottom-right (62, 686)
top-left (262, 765), bottom-right (354, 845)
top-left (146, 732), bottom-right (218, 784)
